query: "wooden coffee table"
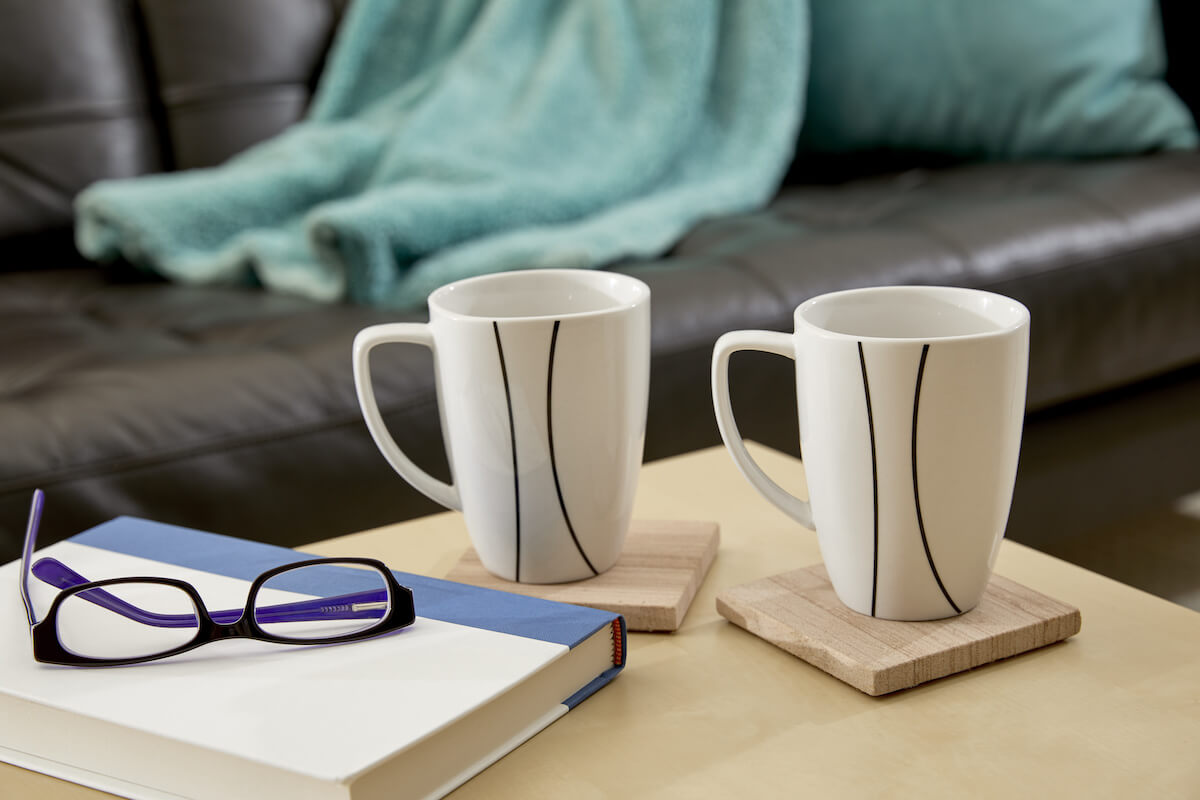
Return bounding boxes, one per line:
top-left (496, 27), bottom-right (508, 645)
top-left (6, 444), bottom-right (1199, 798)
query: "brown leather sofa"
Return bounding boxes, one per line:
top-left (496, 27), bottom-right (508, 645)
top-left (2, 0), bottom-right (1198, 565)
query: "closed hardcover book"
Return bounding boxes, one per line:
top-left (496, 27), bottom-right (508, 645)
top-left (0, 517), bottom-right (626, 800)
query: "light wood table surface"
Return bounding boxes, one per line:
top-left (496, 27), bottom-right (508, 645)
top-left (6, 444), bottom-right (1200, 798)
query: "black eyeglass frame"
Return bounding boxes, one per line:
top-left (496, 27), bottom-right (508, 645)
top-left (21, 491), bottom-right (416, 667)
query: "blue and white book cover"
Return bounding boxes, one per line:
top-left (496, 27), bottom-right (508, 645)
top-left (0, 517), bottom-right (625, 800)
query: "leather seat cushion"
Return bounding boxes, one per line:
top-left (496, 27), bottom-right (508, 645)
top-left (645, 151), bottom-right (1200, 412)
top-left (0, 268), bottom-right (443, 546)
top-left (2, 152), bottom-right (1198, 553)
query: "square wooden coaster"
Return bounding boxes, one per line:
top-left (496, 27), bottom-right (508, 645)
top-left (446, 520), bottom-right (719, 631)
top-left (716, 564), bottom-right (1081, 696)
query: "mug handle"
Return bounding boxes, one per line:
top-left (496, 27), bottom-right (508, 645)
top-left (352, 324), bottom-right (462, 511)
top-left (711, 330), bottom-right (813, 529)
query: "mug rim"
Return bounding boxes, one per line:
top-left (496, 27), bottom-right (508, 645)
top-left (795, 285), bottom-right (1029, 343)
top-left (427, 268), bottom-right (650, 322)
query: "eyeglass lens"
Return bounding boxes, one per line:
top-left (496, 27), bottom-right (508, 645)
top-left (57, 583), bottom-right (201, 660)
top-left (254, 562), bottom-right (392, 640)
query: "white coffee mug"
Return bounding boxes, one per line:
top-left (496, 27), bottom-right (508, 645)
top-left (354, 269), bottom-right (650, 584)
top-left (713, 286), bottom-right (1030, 620)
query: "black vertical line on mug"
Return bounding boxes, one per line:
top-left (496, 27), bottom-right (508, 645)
top-left (493, 321), bottom-right (521, 582)
top-left (857, 342), bottom-right (879, 618)
top-left (911, 343), bottom-right (962, 615)
top-left (546, 320), bottom-right (600, 576)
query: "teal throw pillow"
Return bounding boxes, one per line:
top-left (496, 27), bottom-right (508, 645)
top-left (800, 0), bottom-right (1199, 160)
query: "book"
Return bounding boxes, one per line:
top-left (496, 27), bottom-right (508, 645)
top-left (0, 516), bottom-right (626, 800)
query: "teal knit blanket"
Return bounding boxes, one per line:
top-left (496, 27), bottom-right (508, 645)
top-left (76, 0), bottom-right (806, 308)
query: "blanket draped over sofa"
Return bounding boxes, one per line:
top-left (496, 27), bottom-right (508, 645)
top-left (75, 0), bottom-right (806, 308)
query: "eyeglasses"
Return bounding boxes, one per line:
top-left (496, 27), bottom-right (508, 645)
top-left (19, 490), bottom-right (416, 667)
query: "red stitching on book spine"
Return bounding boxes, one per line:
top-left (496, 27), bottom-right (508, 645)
top-left (611, 618), bottom-right (625, 666)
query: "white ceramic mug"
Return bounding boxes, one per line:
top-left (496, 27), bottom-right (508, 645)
top-left (712, 286), bottom-right (1030, 620)
top-left (354, 269), bottom-right (651, 584)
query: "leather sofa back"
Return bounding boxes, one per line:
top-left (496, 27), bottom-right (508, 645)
top-left (0, 0), bottom-right (344, 241)
top-left (0, 0), bottom-right (1192, 246)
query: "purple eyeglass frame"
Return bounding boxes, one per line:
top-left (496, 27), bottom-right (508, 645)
top-left (19, 490), bottom-right (416, 667)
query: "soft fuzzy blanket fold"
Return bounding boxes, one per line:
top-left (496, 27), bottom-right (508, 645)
top-left (76, 0), bottom-right (806, 307)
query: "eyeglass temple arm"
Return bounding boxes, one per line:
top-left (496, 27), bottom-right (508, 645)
top-left (20, 490), bottom-right (45, 627)
top-left (31, 558), bottom-right (390, 627)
